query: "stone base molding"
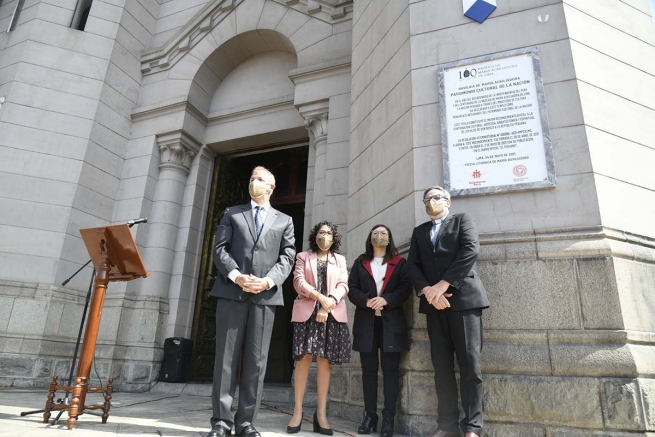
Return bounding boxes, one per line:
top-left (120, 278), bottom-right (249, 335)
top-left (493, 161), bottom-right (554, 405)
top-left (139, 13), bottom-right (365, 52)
top-left (0, 280), bottom-right (167, 392)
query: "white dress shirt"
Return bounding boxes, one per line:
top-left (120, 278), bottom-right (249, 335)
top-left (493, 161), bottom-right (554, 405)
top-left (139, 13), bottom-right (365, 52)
top-left (227, 200), bottom-right (275, 289)
top-left (371, 257), bottom-right (385, 316)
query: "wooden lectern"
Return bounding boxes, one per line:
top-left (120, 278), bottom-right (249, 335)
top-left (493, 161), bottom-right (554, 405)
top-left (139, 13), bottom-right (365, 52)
top-left (43, 224), bottom-right (149, 429)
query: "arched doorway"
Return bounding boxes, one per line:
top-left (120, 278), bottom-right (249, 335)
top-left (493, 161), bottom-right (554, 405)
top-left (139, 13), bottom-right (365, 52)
top-left (190, 145), bottom-right (309, 383)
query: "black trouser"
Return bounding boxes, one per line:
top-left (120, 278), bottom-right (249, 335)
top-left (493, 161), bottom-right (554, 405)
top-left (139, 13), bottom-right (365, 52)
top-left (426, 308), bottom-right (483, 435)
top-left (211, 298), bottom-right (276, 433)
top-left (359, 317), bottom-right (400, 419)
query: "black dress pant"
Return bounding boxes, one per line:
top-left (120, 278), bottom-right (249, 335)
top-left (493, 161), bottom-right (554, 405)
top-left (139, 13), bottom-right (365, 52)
top-left (426, 308), bottom-right (483, 435)
top-left (359, 317), bottom-right (400, 419)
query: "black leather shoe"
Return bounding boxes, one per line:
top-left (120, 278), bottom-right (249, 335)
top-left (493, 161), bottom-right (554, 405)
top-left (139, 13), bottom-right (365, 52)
top-left (313, 411), bottom-right (333, 436)
top-left (208, 426), bottom-right (231, 437)
top-left (238, 426), bottom-right (261, 437)
top-left (380, 417), bottom-right (394, 437)
top-left (358, 411), bottom-right (378, 434)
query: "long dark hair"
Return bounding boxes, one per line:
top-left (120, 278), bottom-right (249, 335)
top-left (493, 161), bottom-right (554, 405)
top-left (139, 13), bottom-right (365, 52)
top-left (308, 221), bottom-right (341, 254)
top-left (358, 224), bottom-right (398, 264)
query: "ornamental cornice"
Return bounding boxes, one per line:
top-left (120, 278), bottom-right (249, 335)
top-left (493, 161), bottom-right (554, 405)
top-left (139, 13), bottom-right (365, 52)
top-left (141, 0), bottom-right (353, 76)
top-left (157, 131), bottom-right (202, 174)
top-left (276, 0), bottom-right (353, 22)
top-left (142, 0), bottom-right (242, 75)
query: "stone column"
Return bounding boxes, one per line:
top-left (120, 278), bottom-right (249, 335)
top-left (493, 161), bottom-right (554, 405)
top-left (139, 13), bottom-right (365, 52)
top-left (304, 112), bottom-right (329, 223)
top-left (138, 132), bottom-right (200, 300)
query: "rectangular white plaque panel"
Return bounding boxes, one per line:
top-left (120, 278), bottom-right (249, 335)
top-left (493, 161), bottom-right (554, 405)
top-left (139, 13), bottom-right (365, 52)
top-left (438, 48), bottom-right (556, 196)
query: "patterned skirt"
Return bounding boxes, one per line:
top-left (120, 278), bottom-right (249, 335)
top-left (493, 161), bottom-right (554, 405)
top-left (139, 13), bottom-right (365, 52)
top-left (292, 304), bottom-right (351, 365)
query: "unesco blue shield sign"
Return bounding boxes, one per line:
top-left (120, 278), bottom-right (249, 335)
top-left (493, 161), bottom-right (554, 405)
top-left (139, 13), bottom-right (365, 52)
top-left (463, 0), bottom-right (497, 23)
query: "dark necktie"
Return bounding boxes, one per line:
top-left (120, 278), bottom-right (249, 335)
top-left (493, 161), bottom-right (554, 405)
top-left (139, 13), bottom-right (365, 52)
top-left (254, 206), bottom-right (263, 239)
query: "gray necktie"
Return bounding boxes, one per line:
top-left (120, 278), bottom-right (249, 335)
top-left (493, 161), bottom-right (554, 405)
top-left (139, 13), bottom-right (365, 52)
top-left (431, 221), bottom-right (438, 247)
top-left (254, 206), bottom-right (263, 239)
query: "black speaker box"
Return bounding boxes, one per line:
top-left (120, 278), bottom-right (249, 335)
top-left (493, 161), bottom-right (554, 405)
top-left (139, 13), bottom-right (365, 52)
top-left (159, 337), bottom-right (192, 383)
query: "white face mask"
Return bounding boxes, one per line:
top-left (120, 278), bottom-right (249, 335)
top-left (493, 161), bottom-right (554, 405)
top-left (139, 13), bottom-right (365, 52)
top-left (249, 179), bottom-right (269, 199)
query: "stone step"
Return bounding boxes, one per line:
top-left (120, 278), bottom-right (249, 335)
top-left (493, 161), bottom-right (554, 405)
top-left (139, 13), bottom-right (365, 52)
top-left (150, 382), bottom-right (318, 407)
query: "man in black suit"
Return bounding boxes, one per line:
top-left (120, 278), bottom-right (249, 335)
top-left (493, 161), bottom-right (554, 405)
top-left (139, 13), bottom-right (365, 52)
top-left (407, 186), bottom-right (489, 437)
top-left (208, 166), bottom-right (296, 437)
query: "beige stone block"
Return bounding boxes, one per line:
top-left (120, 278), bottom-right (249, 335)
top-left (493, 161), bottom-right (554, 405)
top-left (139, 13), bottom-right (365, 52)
top-left (258, 1), bottom-right (287, 31)
top-left (0, 199), bottom-right (70, 232)
top-left (0, 146), bottom-right (82, 184)
top-left (352, 0), bottom-right (408, 74)
top-left (565, 5), bottom-right (655, 77)
top-left (614, 258), bottom-right (655, 333)
top-left (0, 224), bottom-right (65, 259)
top-left (84, 16), bottom-right (121, 40)
top-left (352, 0), bottom-right (389, 48)
top-left (575, 258), bottom-right (623, 330)
top-left (587, 127), bottom-right (655, 193)
top-left (482, 424), bottom-right (546, 437)
top-left (15, 62), bottom-right (103, 101)
top-left (326, 141), bottom-right (349, 170)
top-left (257, 28), bottom-right (289, 52)
top-left (1, 101), bottom-right (94, 139)
top-left (482, 330), bottom-right (551, 375)
top-left (478, 259), bottom-right (582, 330)
top-left (71, 184), bottom-right (115, 221)
top-left (351, 40), bottom-right (410, 128)
top-left (601, 379), bottom-right (644, 430)
top-left (350, 74), bottom-right (412, 160)
top-left (290, 18), bottom-right (333, 54)
top-left (352, 8), bottom-right (409, 101)
top-left (350, 111), bottom-right (413, 194)
top-left (7, 299), bottom-right (49, 335)
top-left (484, 374), bottom-right (603, 428)
top-left (640, 378), bottom-right (655, 430)
top-left (595, 175), bottom-right (655, 241)
top-left (297, 31), bottom-right (352, 69)
top-left (275, 7), bottom-right (310, 40)
top-left (0, 297), bottom-right (13, 331)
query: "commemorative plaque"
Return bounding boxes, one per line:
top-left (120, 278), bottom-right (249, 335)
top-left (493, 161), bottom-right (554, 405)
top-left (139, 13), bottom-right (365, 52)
top-left (438, 48), bottom-right (556, 196)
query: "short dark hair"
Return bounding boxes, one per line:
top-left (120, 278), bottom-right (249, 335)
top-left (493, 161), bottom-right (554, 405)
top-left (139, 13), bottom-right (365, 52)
top-left (308, 221), bottom-right (341, 254)
top-left (422, 185), bottom-right (451, 201)
top-left (358, 224), bottom-right (399, 264)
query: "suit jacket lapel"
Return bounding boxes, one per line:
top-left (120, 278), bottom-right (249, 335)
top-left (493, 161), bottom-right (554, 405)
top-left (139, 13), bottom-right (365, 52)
top-left (423, 221), bottom-right (433, 248)
top-left (362, 260), bottom-right (373, 277)
top-left (309, 252), bottom-right (319, 288)
top-left (257, 207), bottom-right (278, 242)
top-left (241, 204), bottom-right (256, 241)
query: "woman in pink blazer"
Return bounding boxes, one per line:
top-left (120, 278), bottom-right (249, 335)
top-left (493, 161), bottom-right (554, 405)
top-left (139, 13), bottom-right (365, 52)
top-left (287, 221), bottom-right (350, 435)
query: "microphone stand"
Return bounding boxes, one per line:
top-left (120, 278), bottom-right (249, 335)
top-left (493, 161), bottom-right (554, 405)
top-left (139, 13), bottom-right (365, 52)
top-left (20, 219), bottom-right (147, 423)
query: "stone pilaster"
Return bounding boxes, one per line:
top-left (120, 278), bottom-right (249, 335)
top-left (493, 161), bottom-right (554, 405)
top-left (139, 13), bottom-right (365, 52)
top-left (139, 132), bottom-right (201, 300)
top-left (301, 102), bottom-right (330, 233)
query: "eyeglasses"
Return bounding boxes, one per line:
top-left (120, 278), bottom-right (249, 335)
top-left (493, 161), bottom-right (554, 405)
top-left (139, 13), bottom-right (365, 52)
top-left (317, 231), bottom-right (333, 236)
top-left (423, 195), bottom-right (447, 205)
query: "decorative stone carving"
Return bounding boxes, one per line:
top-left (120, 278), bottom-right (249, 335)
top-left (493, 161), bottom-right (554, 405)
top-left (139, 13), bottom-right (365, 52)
top-left (157, 132), bottom-right (201, 175)
top-left (141, 0), bottom-right (353, 76)
top-left (304, 113), bottom-right (329, 145)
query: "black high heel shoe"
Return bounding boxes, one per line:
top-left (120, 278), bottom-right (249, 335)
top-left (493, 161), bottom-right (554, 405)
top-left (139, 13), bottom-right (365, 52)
top-left (313, 411), bottom-right (333, 436)
top-left (287, 418), bottom-right (302, 434)
top-left (357, 411), bottom-right (378, 434)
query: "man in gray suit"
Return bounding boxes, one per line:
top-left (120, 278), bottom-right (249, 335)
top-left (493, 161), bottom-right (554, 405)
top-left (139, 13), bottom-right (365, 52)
top-left (209, 166), bottom-right (296, 437)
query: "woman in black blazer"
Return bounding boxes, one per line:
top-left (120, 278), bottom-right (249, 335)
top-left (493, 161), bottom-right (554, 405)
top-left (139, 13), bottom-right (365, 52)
top-left (348, 224), bottom-right (412, 437)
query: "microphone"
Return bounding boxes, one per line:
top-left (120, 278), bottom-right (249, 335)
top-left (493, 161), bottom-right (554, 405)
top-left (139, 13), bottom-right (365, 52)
top-left (128, 217), bottom-right (148, 228)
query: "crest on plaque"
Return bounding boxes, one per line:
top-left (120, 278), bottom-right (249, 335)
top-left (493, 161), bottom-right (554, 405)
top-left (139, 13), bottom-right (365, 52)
top-left (463, 0), bottom-right (496, 23)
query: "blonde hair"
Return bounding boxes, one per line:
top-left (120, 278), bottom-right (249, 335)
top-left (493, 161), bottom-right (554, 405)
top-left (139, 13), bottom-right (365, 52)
top-left (252, 166), bottom-right (276, 186)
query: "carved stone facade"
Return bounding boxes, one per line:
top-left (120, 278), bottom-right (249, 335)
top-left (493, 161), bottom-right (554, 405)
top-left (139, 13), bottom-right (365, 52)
top-left (0, 0), bottom-right (654, 435)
